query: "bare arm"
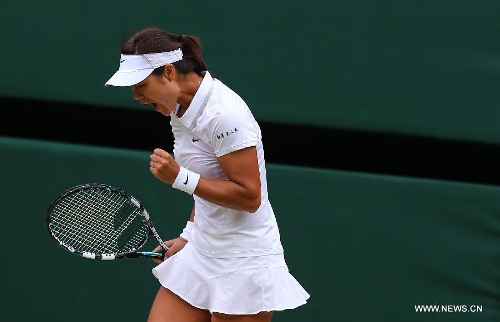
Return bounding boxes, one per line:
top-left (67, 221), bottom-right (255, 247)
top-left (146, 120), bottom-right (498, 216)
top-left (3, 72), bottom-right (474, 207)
top-left (150, 146), bottom-right (261, 213)
top-left (194, 146), bottom-right (261, 212)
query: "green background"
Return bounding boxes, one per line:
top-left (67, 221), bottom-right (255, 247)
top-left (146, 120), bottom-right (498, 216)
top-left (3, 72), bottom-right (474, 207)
top-left (1, 0), bottom-right (499, 143)
top-left (1, 136), bottom-right (499, 321)
top-left (0, 0), bottom-right (499, 321)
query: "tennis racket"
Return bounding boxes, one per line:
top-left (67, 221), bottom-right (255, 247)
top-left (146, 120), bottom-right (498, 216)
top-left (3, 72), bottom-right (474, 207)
top-left (46, 183), bottom-right (168, 260)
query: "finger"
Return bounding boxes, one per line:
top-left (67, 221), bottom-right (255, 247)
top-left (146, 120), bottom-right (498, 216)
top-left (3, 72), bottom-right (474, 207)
top-left (165, 248), bottom-right (178, 258)
top-left (152, 244), bottom-right (166, 253)
top-left (151, 257), bottom-right (163, 265)
top-left (150, 154), bottom-right (162, 163)
top-left (154, 148), bottom-right (170, 158)
top-left (151, 244), bottom-right (167, 264)
top-left (151, 240), bottom-right (173, 254)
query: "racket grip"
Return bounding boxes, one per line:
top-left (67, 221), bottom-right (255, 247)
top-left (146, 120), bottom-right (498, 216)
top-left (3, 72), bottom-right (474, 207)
top-left (125, 251), bottom-right (164, 259)
top-left (144, 252), bottom-right (164, 258)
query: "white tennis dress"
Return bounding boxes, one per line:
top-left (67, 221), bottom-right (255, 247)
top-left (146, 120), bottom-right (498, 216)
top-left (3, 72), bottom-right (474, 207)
top-left (152, 71), bottom-right (310, 314)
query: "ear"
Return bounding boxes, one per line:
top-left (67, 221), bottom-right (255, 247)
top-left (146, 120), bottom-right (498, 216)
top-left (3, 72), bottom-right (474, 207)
top-left (164, 64), bottom-right (176, 81)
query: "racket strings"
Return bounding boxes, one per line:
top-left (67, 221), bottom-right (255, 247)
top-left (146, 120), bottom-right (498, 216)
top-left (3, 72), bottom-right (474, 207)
top-left (49, 188), bottom-right (149, 254)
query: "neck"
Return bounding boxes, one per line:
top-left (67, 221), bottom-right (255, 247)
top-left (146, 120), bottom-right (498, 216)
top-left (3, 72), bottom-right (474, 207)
top-left (177, 73), bottom-right (203, 117)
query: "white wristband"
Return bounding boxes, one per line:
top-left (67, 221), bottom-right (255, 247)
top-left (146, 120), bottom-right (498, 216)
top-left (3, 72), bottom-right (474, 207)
top-left (172, 167), bottom-right (200, 195)
top-left (179, 221), bottom-right (194, 241)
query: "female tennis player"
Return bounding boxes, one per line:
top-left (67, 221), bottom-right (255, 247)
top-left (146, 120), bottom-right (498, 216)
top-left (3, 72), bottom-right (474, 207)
top-left (105, 27), bottom-right (309, 322)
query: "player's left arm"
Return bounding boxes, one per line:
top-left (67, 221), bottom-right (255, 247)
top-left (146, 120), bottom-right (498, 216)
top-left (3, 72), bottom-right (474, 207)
top-left (195, 146), bottom-right (261, 213)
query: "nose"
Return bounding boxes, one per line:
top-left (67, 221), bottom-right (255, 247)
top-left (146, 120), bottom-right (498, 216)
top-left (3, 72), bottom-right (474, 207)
top-left (131, 86), bottom-right (143, 101)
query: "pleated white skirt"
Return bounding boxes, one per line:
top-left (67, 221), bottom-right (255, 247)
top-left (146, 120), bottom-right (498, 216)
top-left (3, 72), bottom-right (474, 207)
top-left (152, 242), bottom-right (310, 315)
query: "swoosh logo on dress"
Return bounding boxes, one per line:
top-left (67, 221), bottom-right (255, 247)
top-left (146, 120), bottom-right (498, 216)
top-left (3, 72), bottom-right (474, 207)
top-left (192, 137), bottom-right (201, 142)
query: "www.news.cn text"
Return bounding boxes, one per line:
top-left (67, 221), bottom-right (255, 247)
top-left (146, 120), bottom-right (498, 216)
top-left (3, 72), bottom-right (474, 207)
top-left (414, 304), bottom-right (483, 313)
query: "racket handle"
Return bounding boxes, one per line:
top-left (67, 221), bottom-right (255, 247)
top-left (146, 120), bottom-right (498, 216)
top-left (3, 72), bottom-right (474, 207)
top-left (123, 251), bottom-right (164, 259)
top-left (141, 252), bottom-right (164, 258)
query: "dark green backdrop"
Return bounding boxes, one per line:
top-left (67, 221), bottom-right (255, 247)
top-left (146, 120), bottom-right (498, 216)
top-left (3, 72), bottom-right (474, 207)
top-left (1, 0), bottom-right (499, 321)
top-left (1, 136), bottom-right (499, 322)
top-left (0, 0), bottom-right (499, 143)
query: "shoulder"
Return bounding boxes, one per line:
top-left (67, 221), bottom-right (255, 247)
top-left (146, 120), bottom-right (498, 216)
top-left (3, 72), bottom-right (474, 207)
top-left (203, 80), bottom-right (253, 120)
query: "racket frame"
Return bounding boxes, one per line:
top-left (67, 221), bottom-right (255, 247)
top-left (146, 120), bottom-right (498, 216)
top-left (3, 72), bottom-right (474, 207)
top-left (46, 183), bottom-right (169, 260)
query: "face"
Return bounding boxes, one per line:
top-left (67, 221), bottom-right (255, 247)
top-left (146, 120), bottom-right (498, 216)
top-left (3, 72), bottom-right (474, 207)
top-left (131, 67), bottom-right (179, 116)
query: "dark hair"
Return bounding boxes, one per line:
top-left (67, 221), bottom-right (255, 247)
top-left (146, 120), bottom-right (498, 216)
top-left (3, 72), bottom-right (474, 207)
top-left (121, 27), bottom-right (208, 77)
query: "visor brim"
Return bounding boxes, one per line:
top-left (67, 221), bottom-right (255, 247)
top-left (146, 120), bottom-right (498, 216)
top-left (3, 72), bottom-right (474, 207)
top-left (105, 69), bottom-right (154, 87)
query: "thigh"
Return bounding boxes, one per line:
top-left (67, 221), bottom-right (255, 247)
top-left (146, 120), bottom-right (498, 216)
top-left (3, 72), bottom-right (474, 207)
top-left (211, 312), bottom-right (273, 322)
top-left (147, 286), bottom-right (211, 322)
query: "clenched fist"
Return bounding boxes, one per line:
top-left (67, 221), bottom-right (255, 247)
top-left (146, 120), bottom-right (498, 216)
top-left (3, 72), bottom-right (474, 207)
top-left (150, 148), bottom-right (181, 184)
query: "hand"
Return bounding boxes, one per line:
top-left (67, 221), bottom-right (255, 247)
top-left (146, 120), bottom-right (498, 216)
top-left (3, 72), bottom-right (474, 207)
top-left (150, 148), bottom-right (180, 184)
top-left (151, 237), bottom-right (188, 265)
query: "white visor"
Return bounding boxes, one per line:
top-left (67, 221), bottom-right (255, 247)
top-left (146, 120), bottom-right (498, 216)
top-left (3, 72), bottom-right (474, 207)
top-left (105, 49), bottom-right (183, 87)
